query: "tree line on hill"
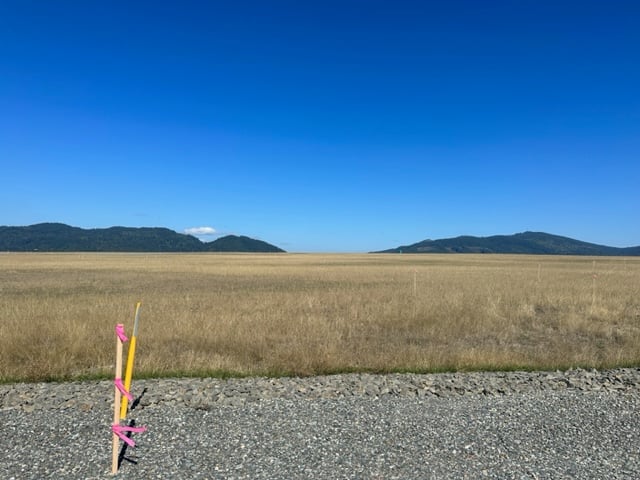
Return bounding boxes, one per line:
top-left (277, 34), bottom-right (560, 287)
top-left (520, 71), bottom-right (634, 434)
top-left (2, 224), bottom-right (638, 255)
top-left (0, 223), bottom-right (285, 253)
top-left (375, 231), bottom-right (640, 256)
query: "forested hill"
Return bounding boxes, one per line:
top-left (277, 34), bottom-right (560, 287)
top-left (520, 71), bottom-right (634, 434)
top-left (376, 232), bottom-right (640, 256)
top-left (0, 223), bottom-right (285, 253)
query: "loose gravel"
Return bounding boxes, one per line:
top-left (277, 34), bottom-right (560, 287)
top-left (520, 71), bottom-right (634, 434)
top-left (2, 368), bottom-right (640, 479)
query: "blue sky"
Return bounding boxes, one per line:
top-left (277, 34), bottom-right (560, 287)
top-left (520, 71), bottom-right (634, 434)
top-left (1, 1), bottom-right (638, 252)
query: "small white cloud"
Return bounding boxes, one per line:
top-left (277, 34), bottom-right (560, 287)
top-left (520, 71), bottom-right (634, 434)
top-left (184, 226), bottom-right (217, 236)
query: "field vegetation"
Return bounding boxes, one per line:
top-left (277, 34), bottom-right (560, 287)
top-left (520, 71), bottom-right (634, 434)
top-left (1, 253), bottom-right (639, 382)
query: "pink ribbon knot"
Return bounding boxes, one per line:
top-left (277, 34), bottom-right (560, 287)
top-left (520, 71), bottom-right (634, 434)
top-left (115, 324), bottom-right (128, 342)
top-left (114, 378), bottom-right (133, 401)
top-left (112, 424), bottom-right (147, 448)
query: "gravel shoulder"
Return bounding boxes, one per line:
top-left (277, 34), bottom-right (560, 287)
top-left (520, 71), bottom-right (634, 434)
top-left (2, 369), bottom-right (640, 479)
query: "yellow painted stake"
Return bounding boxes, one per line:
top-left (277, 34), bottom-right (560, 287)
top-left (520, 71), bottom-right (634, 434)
top-left (120, 302), bottom-right (142, 419)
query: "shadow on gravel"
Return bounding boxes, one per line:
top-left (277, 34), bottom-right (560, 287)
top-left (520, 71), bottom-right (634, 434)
top-left (118, 388), bottom-right (148, 469)
top-left (129, 387), bottom-right (147, 413)
top-left (118, 419), bottom-right (139, 468)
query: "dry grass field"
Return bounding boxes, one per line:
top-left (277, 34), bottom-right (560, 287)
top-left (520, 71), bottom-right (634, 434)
top-left (1, 252), bottom-right (639, 382)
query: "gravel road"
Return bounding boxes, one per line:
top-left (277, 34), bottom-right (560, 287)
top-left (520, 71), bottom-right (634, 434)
top-left (2, 369), bottom-right (640, 479)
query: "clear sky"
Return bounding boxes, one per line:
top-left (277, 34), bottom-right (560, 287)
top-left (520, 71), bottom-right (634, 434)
top-left (1, 1), bottom-right (638, 252)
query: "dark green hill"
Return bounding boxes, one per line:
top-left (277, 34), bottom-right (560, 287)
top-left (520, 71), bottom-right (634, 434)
top-left (203, 235), bottom-right (285, 253)
top-left (0, 223), bottom-right (285, 253)
top-left (376, 231), bottom-right (640, 256)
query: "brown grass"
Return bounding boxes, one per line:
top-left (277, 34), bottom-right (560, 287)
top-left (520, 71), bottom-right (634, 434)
top-left (1, 253), bottom-right (639, 382)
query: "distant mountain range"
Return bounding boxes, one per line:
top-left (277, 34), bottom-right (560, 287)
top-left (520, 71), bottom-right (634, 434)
top-left (3, 225), bottom-right (637, 256)
top-left (376, 232), bottom-right (640, 256)
top-left (0, 223), bottom-right (285, 253)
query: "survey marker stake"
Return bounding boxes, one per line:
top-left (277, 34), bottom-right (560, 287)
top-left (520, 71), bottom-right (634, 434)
top-left (120, 302), bottom-right (142, 419)
top-left (111, 322), bottom-right (147, 475)
top-left (112, 323), bottom-right (126, 475)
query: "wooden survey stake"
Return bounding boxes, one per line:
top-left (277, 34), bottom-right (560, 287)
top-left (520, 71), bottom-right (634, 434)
top-left (112, 324), bottom-right (125, 475)
top-left (110, 322), bottom-right (147, 475)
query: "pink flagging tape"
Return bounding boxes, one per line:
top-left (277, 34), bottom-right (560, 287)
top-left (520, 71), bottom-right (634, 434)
top-left (114, 378), bottom-right (133, 401)
top-left (112, 424), bottom-right (147, 448)
top-left (115, 323), bottom-right (128, 343)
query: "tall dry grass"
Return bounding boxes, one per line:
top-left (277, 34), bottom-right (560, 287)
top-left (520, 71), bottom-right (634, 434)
top-left (1, 253), bottom-right (639, 382)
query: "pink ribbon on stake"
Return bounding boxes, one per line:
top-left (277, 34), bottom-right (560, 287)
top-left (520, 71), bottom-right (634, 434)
top-left (114, 378), bottom-right (133, 401)
top-left (115, 324), bottom-right (128, 343)
top-left (112, 424), bottom-right (147, 448)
